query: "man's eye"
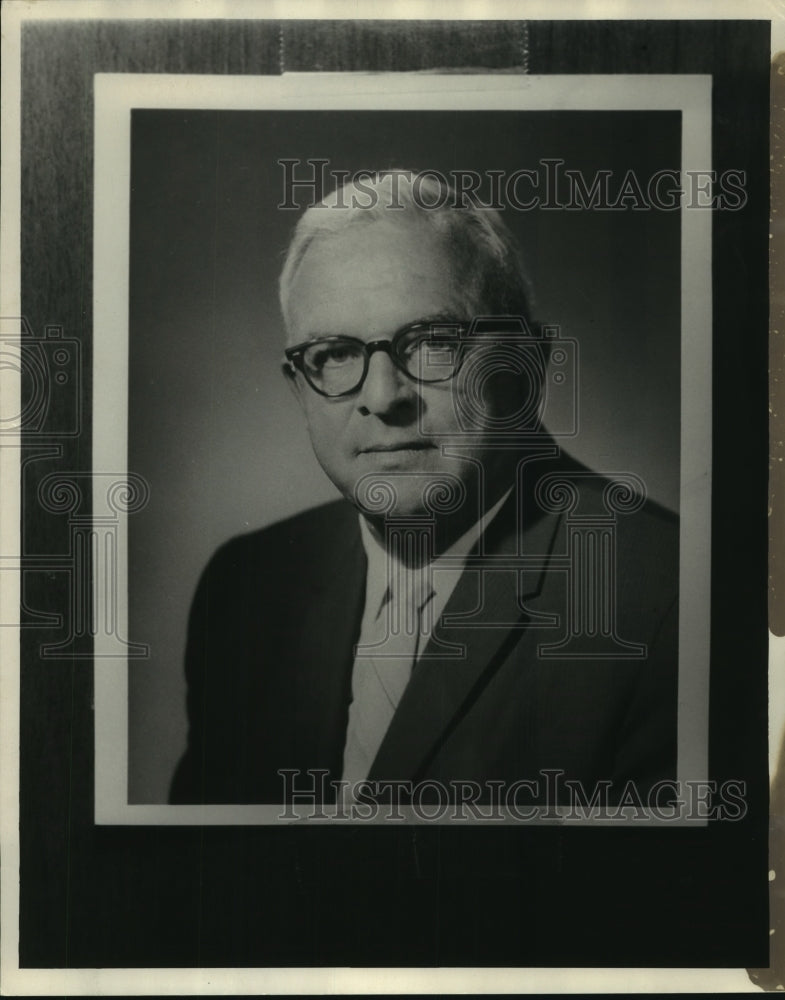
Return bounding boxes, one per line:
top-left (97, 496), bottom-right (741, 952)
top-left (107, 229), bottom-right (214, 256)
top-left (423, 342), bottom-right (456, 364)
top-left (406, 338), bottom-right (456, 365)
top-left (308, 344), bottom-right (360, 369)
top-left (403, 336), bottom-right (449, 358)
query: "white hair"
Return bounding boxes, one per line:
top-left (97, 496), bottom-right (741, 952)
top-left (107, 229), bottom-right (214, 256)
top-left (278, 170), bottom-right (535, 333)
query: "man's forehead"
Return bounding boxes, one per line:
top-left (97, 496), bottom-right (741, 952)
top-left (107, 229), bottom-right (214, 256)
top-left (285, 219), bottom-right (470, 342)
top-left (297, 215), bottom-right (452, 273)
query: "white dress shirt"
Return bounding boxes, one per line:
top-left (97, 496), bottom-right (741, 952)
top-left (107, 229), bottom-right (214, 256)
top-left (341, 488), bottom-right (512, 787)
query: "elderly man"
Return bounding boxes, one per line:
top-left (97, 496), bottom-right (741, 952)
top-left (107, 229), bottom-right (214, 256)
top-left (170, 172), bottom-right (678, 812)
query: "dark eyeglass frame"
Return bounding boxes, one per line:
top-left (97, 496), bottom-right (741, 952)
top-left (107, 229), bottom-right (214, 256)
top-left (283, 319), bottom-right (471, 398)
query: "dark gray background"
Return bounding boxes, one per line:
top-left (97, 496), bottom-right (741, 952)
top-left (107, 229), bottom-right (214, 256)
top-left (127, 108), bottom-right (681, 803)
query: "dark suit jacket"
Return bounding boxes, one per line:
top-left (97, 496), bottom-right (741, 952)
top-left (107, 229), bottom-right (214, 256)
top-left (170, 453), bottom-right (679, 806)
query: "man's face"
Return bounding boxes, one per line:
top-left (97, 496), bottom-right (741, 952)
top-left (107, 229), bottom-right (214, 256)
top-left (285, 219), bottom-right (517, 522)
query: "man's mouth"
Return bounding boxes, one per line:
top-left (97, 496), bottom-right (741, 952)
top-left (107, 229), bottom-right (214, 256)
top-left (359, 441), bottom-right (435, 453)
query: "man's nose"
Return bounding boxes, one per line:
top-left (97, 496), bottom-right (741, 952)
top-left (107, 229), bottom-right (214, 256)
top-left (356, 350), bottom-right (418, 418)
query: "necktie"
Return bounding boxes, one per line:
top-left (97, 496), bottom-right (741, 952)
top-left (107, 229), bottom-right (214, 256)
top-left (341, 565), bottom-right (434, 792)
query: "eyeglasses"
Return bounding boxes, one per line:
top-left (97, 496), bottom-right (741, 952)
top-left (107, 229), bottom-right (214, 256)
top-left (283, 320), bottom-right (471, 398)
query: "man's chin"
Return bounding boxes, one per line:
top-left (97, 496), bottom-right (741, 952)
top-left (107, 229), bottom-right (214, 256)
top-left (354, 495), bottom-right (434, 523)
top-left (321, 455), bottom-right (443, 508)
top-left (349, 466), bottom-right (469, 521)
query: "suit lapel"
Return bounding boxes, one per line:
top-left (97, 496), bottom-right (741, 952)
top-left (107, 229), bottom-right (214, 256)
top-left (367, 487), bottom-right (562, 784)
top-left (288, 507), bottom-right (366, 784)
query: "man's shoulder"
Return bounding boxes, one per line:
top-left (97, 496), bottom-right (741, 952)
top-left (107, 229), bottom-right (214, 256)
top-left (549, 456), bottom-right (680, 605)
top-left (522, 451), bottom-right (678, 530)
top-left (516, 450), bottom-right (679, 585)
top-left (201, 498), bottom-right (360, 584)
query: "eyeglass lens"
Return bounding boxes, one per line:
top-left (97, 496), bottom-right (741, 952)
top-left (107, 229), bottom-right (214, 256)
top-left (300, 329), bottom-right (460, 396)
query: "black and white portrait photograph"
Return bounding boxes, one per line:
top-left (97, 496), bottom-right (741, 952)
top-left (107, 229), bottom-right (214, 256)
top-left (112, 79), bottom-right (697, 821)
top-left (0, 2), bottom-right (779, 994)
